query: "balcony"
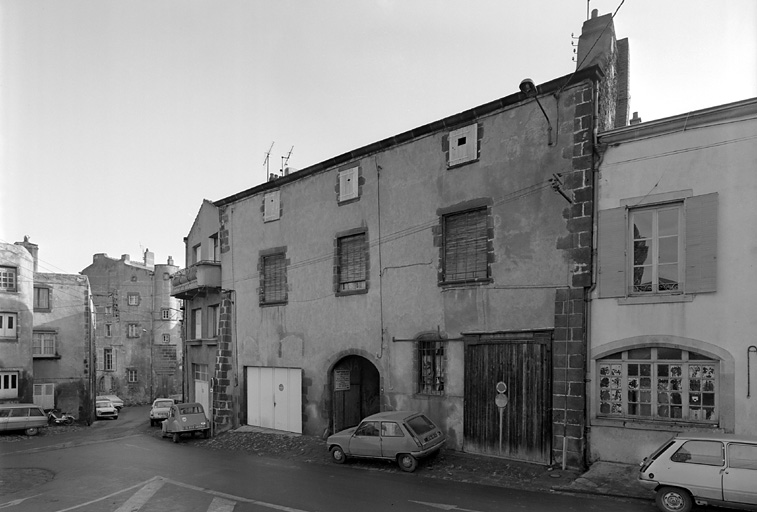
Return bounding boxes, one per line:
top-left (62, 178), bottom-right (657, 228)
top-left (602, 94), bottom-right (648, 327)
top-left (171, 261), bottom-right (221, 300)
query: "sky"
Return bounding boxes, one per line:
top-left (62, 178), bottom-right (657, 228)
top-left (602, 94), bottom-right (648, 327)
top-left (1, 0), bottom-right (756, 275)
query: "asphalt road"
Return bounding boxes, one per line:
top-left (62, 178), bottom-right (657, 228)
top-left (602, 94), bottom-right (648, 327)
top-left (0, 406), bottom-right (657, 512)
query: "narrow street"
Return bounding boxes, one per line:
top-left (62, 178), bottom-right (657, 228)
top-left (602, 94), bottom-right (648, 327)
top-left (0, 406), bottom-right (656, 512)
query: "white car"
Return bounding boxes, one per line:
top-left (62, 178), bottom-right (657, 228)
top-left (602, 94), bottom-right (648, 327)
top-left (149, 398), bottom-right (175, 426)
top-left (96, 394), bottom-right (124, 410)
top-left (95, 399), bottom-right (118, 420)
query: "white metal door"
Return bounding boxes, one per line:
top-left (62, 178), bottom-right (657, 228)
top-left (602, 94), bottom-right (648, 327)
top-left (194, 380), bottom-right (210, 418)
top-left (33, 384), bottom-right (54, 410)
top-left (246, 367), bottom-right (301, 434)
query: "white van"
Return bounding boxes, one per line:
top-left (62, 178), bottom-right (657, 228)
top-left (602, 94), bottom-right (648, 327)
top-left (638, 433), bottom-right (757, 512)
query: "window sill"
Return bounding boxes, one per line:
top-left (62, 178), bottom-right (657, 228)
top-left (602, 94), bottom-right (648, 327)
top-left (447, 158), bottom-right (479, 170)
top-left (592, 416), bottom-right (721, 432)
top-left (337, 196), bottom-right (360, 206)
top-left (618, 294), bottom-right (694, 305)
top-left (336, 288), bottom-right (368, 297)
top-left (439, 278), bottom-right (492, 288)
top-left (413, 393), bottom-right (446, 399)
top-left (0, 338), bottom-right (18, 342)
top-left (33, 355), bottom-right (61, 360)
top-left (260, 301), bottom-right (288, 308)
top-left (186, 338), bottom-right (217, 346)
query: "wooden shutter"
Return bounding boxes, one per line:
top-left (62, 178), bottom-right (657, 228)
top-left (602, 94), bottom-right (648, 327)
top-left (97, 348), bottom-right (104, 371)
top-left (339, 234), bottom-right (366, 289)
top-left (448, 124), bottom-right (478, 166)
top-left (444, 209), bottom-right (488, 282)
top-left (339, 168), bottom-right (358, 201)
top-left (685, 192), bottom-right (718, 293)
top-left (597, 206), bottom-right (627, 298)
top-left (262, 254), bottom-right (287, 302)
top-left (263, 191), bottom-right (280, 221)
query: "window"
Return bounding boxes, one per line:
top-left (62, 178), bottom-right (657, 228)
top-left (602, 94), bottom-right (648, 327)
top-left (191, 308), bottom-right (202, 339)
top-left (355, 421), bottom-right (379, 437)
top-left (103, 348), bottom-right (114, 371)
top-left (0, 371), bottom-right (18, 399)
top-left (162, 334), bottom-right (170, 343)
top-left (33, 332), bottom-right (56, 357)
top-left (260, 253), bottom-right (287, 304)
top-left (0, 313), bottom-right (17, 338)
top-left (598, 348), bottom-right (718, 423)
top-left (193, 363), bottom-right (209, 382)
top-left (193, 244), bottom-right (201, 264)
top-left (105, 324), bottom-right (112, 337)
top-left (729, 444), bottom-right (757, 470)
top-left (336, 232), bottom-right (367, 293)
top-left (208, 305), bottom-right (220, 337)
top-left (34, 287), bottom-right (51, 310)
top-left (381, 422), bottom-right (404, 437)
top-left (442, 208), bottom-right (489, 284)
top-left (598, 192), bottom-right (718, 299)
top-left (161, 308), bottom-right (171, 320)
top-left (127, 293), bottom-right (140, 306)
top-left (105, 305), bottom-right (113, 316)
top-left (263, 191), bottom-right (281, 221)
top-left (211, 234), bottom-right (220, 262)
top-left (338, 167), bottom-right (359, 202)
top-left (127, 369), bottom-right (138, 383)
top-left (671, 441), bottom-right (724, 466)
top-left (127, 324), bottom-right (140, 338)
top-left (418, 339), bottom-right (445, 395)
top-left (0, 266), bottom-right (17, 292)
top-left (448, 123), bottom-right (478, 167)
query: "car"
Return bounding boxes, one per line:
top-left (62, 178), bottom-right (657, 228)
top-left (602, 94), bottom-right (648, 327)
top-left (160, 402), bottom-right (210, 443)
top-left (149, 398), bottom-right (175, 426)
top-left (95, 399), bottom-right (118, 420)
top-left (326, 411), bottom-right (446, 472)
top-left (0, 403), bottom-right (48, 436)
top-left (638, 432), bottom-right (757, 512)
top-left (96, 394), bottom-right (124, 410)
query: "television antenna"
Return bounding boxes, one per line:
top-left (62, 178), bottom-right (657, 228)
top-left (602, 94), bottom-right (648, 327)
top-left (263, 141), bottom-right (275, 175)
top-left (281, 146), bottom-right (294, 172)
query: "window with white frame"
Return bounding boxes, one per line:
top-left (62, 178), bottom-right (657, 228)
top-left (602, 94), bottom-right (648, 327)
top-left (34, 287), bottom-right (51, 310)
top-left (162, 333), bottom-right (170, 343)
top-left (191, 308), bottom-right (202, 339)
top-left (598, 347), bottom-right (718, 423)
top-left (161, 308), bottom-right (171, 320)
top-left (0, 313), bottom-right (17, 338)
top-left (260, 253), bottom-right (287, 305)
top-left (193, 363), bottom-right (209, 382)
top-left (338, 167), bottom-right (359, 202)
top-left (263, 190), bottom-right (281, 221)
top-left (336, 232), bottom-right (367, 293)
top-left (441, 208), bottom-right (490, 284)
top-left (630, 204), bottom-right (683, 294)
top-left (0, 371), bottom-right (19, 399)
top-left (127, 369), bottom-right (138, 382)
top-left (448, 123), bottom-right (478, 167)
top-left (127, 324), bottom-right (140, 338)
top-left (33, 331), bottom-right (56, 357)
top-left (0, 266), bottom-right (17, 292)
top-left (127, 293), bottom-right (140, 306)
top-left (103, 348), bottom-right (114, 371)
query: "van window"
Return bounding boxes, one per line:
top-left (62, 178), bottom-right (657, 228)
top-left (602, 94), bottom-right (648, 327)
top-left (0, 409), bottom-right (10, 418)
top-left (29, 407), bottom-right (44, 417)
top-left (9, 408), bottom-right (28, 417)
top-left (728, 443), bottom-right (757, 470)
top-left (671, 440), bottom-right (724, 466)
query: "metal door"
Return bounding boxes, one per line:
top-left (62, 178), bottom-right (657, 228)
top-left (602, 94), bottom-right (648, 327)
top-left (33, 383), bottom-right (54, 410)
top-left (246, 367), bottom-right (302, 434)
top-left (194, 380), bottom-right (210, 418)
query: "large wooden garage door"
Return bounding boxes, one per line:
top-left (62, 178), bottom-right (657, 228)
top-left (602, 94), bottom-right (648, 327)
top-left (464, 331), bottom-right (552, 463)
top-left (246, 367), bottom-right (302, 434)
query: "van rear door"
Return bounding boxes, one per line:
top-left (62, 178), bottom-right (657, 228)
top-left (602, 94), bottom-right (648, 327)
top-left (723, 442), bottom-right (757, 505)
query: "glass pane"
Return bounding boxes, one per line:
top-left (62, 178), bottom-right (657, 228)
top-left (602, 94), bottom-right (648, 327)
top-left (658, 237), bottom-right (679, 264)
top-left (600, 353), bottom-right (622, 361)
top-left (633, 242), bottom-right (652, 265)
top-left (628, 348), bottom-right (651, 360)
top-left (632, 266), bottom-right (652, 292)
top-left (657, 348), bottom-right (682, 360)
top-left (689, 352), bottom-right (714, 361)
top-left (658, 264), bottom-right (679, 291)
top-left (658, 208), bottom-right (679, 236)
top-left (640, 404), bottom-right (652, 416)
top-left (633, 211), bottom-right (653, 239)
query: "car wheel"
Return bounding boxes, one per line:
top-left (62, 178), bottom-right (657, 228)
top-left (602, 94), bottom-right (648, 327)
top-left (24, 427), bottom-right (39, 436)
top-left (397, 453), bottom-right (418, 472)
top-left (172, 433), bottom-right (180, 444)
top-left (203, 429), bottom-right (209, 439)
top-left (656, 486), bottom-right (693, 512)
top-left (330, 446), bottom-right (347, 464)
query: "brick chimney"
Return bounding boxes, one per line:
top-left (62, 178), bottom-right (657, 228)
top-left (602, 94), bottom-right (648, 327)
top-left (143, 249), bottom-right (154, 268)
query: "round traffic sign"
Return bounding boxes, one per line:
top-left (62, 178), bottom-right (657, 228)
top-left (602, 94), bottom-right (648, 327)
top-left (496, 381), bottom-right (507, 394)
top-left (495, 394), bottom-right (509, 408)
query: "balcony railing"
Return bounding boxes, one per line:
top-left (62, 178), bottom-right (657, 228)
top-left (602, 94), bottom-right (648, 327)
top-left (170, 261), bottom-right (221, 299)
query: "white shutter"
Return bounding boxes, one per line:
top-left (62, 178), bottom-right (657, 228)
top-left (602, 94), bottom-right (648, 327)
top-left (448, 124), bottom-right (478, 167)
top-left (97, 349), bottom-right (104, 371)
top-left (339, 168), bottom-right (358, 201)
top-left (263, 191), bottom-right (280, 221)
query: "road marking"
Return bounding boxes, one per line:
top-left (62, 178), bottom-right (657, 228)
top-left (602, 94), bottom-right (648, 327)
top-left (4, 434), bottom-right (143, 455)
top-left (409, 501), bottom-right (484, 512)
top-left (0, 494), bottom-right (42, 509)
top-left (113, 478), bottom-right (165, 512)
top-left (208, 497), bottom-right (236, 512)
top-left (53, 476), bottom-right (162, 512)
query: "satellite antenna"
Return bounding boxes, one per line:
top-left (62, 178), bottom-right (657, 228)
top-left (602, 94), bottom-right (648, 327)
top-left (281, 146), bottom-right (294, 172)
top-left (263, 142), bottom-right (275, 175)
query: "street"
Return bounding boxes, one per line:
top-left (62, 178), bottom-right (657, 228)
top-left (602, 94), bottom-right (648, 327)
top-left (0, 407), bottom-right (657, 512)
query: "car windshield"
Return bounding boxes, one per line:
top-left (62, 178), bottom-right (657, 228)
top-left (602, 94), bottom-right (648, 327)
top-left (154, 400), bottom-right (173, 408)
top-left (405, 414), bottom-right (436, 436)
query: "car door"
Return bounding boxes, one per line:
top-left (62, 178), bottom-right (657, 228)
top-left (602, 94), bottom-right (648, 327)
top-left (723, 442), bottom-right (757, 505)
top-left (665, 440), bottom-right (725, 501)
top-left (8, 407), bottom-right (29, 431)
top-left (380, 421), bottom-right (408, 458)
top-left (0, 408), bottom-right (11, 431)
top-left (349, 421), bottom-right (382, 457)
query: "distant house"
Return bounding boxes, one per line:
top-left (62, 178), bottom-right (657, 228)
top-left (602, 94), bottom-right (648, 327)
top-left (589, 98), bottom-right (757, 464)
top-left (82, 250), bottom-right (181, 404)
top-left (174, 10), bottom-right (629, 468)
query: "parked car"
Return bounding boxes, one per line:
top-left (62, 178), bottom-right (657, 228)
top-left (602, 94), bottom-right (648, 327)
top-left (0, 403), bottom-right (48, 436)
top-left (326, 411), bottom-right (446, 472)
top-left (149, 398), bottom-right (175, 426)
top-left (96, 394), bottom-right (124, 410)
top-left (638, 432), bottom-right (757, 512)
top-left (94, 399), bottom-right (118, 420)
top-left (160, 402), bottom-right (210, 443)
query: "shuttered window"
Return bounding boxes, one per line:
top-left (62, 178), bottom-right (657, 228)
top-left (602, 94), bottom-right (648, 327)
top-left (338, 233), bottom-right (367, 292)
top-left (443, 208), bottom-right (489, 283)
top-left (263, 190), bottom-right (281, 222)
top-left (448, 124), bottom-right (478, 167)
top-left (261, 253), bottom-right (287, 304)
top-left (338, 167), bottom-right (358, 202)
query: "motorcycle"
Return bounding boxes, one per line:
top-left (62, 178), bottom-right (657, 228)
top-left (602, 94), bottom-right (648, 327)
top-left (47, 409), bottom-right (75, 426)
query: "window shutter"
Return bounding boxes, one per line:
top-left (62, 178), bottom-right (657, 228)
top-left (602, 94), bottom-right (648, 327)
top-left (339, 168), bottom-right (358, 201)
top-left (97, 349), bottom-right (104, 371)
top-left (113, 349), bottom-right (117, 372)
top-left (597, 206), bottom-right (627, 298)
top-left (448, 124), bottom-right (478, 167)
top-left (264, 191), bottom-right (280, 221)
top-left (685, 192), bottom-right (718, 293)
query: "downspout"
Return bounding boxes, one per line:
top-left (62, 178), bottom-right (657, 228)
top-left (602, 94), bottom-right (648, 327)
top-left (375, 156), bottom-right (385, 360)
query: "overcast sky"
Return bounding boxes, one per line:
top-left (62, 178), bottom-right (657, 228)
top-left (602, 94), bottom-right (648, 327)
top-left (2, 0), bottom-right (756, 275)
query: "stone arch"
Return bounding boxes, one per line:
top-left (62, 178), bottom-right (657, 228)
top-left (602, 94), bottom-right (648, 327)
top-left (326, 350), bottom-right (381, 435)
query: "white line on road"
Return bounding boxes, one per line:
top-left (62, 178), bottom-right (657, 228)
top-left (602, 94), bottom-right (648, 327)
top-left (53, 476), bottom-right (163, 512)
top-left (0, 494), bottom-right (42, 509)
top-left (208, 497), bottom-right (236, 512)
top-left (409, 501), bottom-right (484, 512)
top-left (113, 478), bottom-right (165, 512)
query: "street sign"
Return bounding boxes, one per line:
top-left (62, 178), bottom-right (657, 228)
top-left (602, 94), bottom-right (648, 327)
top-left (496, 381), bottom-right (507, 394)
top-left (495, 394), bottom-right (509, 408)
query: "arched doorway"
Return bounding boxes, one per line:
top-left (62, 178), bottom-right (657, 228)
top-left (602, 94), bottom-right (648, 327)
top-left (331, 355), bottom-right (380, 434)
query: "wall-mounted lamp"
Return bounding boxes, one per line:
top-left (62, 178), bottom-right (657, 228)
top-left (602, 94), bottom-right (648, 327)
top-left (519, 78), bottom-right (554, 146)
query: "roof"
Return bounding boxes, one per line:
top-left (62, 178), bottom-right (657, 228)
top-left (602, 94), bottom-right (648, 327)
top-left (675, 432), bottom-right (757, 444)
top-left (363, 411), bottom-right (422, 421)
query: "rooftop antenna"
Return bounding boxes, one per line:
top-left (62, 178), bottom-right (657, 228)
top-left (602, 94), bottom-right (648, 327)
top-left (281, 146), bottom-right (294, 172)
top-left (586, 0), bottom-right (590, 20)
top-left (263, 141), bottom-right (275, 175)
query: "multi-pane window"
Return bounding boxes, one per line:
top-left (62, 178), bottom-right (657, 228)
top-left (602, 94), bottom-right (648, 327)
top-left (418, 339), bottom-right (445, 395)
top-left (0, 266), bottom-right (17, 292)
top-left (162, 334), bottom-right (170, 343)
top-left (127, 324), bottom-right (140, 338)
top-left (34, 287), bottom-right (51, 310)
top-left (161, 308), bottom-right (171, 320)
top-left (33, 332), bottom-right (56, 357)
top-left (260, 254), bottom-right (287, 304)
top-left (191, 308), bottom-right (202, 339)
top-left (598, 348), bottom-right (717, 423)
top-left (104, 348), bottom-right (114, 371)
top-left (208, 305), bottom-right (220, 337)
top-left (127, 293), bottom-right (140, 306)
top-left (193, 363), bottom-right (209, 382)
top-left (442, 208), bottom-right (489, 283)
top-left (0, 372), bottom-right (18, 399)
top-left (630, 204), bottom-right (682, 294)
top-left (0, 313), bottom-right (17, 338)
top-left (337, 233), bottom-right (367, 292)
top-left (127, 369), bottom-right (138, 383)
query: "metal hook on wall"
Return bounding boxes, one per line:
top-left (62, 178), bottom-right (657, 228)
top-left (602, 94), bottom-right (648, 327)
top-left (748, 346), bottom-right (757, 398)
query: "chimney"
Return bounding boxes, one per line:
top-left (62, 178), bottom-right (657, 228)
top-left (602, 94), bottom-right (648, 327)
top-left (121, 254), bottom-right (130, 263)
top-left (167, 256), bottom-right (174, 266)
top-left (15, 236), bottom-right (39, 272)
top-left (576, 9), bottom-right (616, 72)
top-left (629, 112), bottom-right (642, 125)
top-left (615, 38), bottom-right (631, 128)
top-left (143, 249), bottom-right (155, 268)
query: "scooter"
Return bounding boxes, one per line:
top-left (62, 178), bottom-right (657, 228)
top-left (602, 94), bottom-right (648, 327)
top-left (47, 409), bottom-right (75, 425)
